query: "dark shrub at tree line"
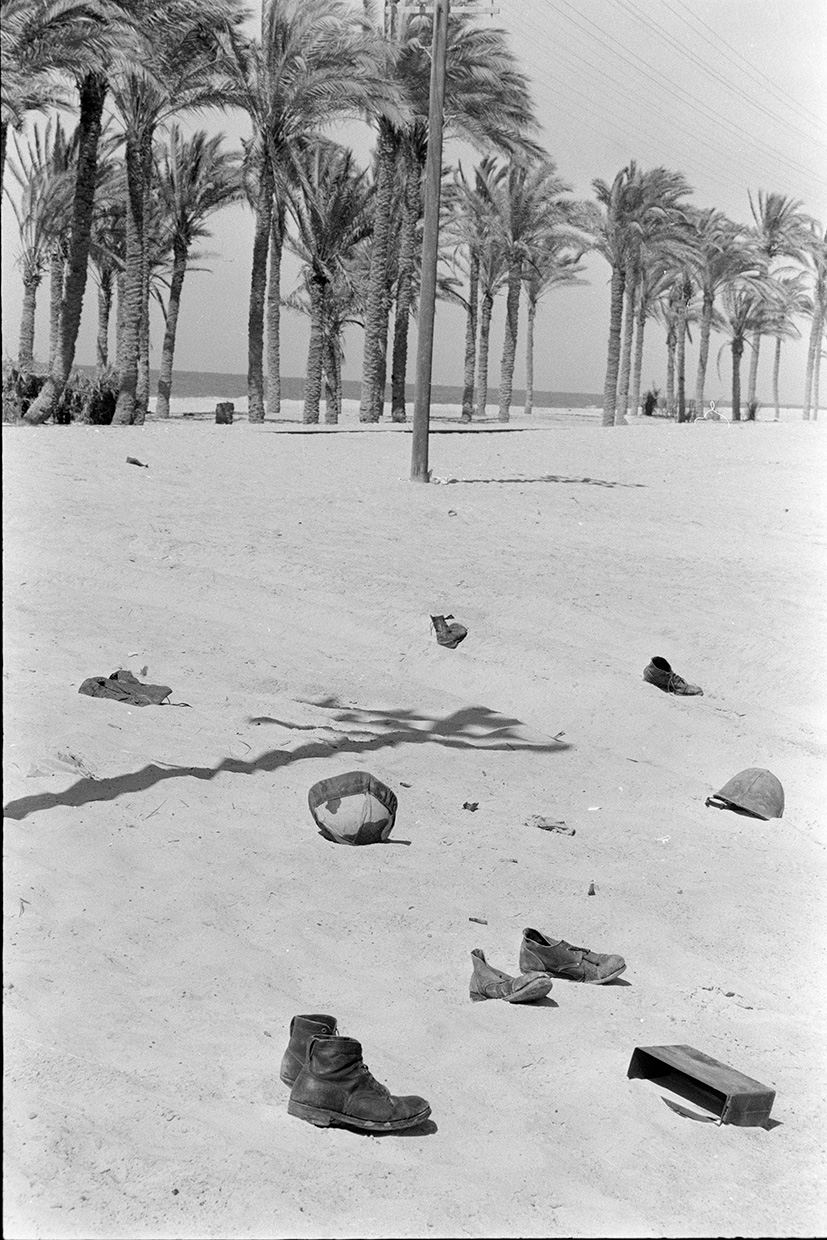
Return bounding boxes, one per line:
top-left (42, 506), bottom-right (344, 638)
top-left (2, 363), bottom-right (117, 424)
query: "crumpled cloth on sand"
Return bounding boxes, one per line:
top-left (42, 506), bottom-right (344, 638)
top-left (78, 669), bottom-right (173, 707)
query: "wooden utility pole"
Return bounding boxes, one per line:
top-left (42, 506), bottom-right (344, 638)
top-left (410, 0), bottom-right (449, 482)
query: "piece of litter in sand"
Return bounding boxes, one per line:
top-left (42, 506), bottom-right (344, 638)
top-left (463, 801), bottom-right (479, 811)
top-left (587, 806), bottom-right (600, 811)
top-left (126, 456), bottom-right (148, 468)
top-left (527, 815), bottom-right (575, 835)
top-left (400, 781), bottom-right (412, 788)
top-left (656, 836), bottom-right (670, 843)
top-left (587, 881), bottom-right (596, 895)
top-left (469, 917), bottom-right (488, 925)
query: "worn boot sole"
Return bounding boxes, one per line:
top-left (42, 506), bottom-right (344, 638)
top-left (582, 963), bottom-right (627, 984)
top-left (470, 976), bottom-right (552, 1003)
top-left (288, 1099), bottom-right (431, 1131)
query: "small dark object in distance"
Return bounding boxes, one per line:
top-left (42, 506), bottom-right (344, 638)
top-left (463, 802), bottom-right (479, 812)
top-left (216, 402), bottom-right (234, 424)
top-left (126, 456), bottom-right (148, 468)
top-left (469, 917), bottom-right (488, 925)
top-left (587, 881), bottom-right (596, 895)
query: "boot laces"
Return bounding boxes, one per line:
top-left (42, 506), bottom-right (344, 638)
top-left (359, 1063), bottom-right (390, 1098)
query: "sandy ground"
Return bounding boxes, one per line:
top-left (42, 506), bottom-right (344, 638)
top-left (3, 405), bottom-right (827, 1239)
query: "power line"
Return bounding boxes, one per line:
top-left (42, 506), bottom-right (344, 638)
top-left (505, 11), bottom-right (789, 204)
top-left (666, 0), bottom-right (826, 133)
top-left (610, 0), bottom-right (827, 152)
top-left (504, 22), bottom-right (763, 202)
top-left (532, 0), bottom-right (827, 191)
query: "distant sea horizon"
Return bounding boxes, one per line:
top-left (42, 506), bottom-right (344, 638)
top-left (70, 364), bottom-right (603, 408)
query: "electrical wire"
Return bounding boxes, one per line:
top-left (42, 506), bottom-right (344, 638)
top-left (609, 0), bottom-right (827, 151)
top-left (527, 0), bottom-right (827, 191)
top-left (503, 10), bottom-right (789, 203)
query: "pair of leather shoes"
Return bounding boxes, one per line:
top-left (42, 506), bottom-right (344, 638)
top-left (470, 930), bottom-right (627, 1002)
top-left (280, 1014), bottom-right (431, 1133)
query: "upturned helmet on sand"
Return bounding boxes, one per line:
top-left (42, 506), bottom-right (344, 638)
top-left (705, 768), bottom-right (784, 820)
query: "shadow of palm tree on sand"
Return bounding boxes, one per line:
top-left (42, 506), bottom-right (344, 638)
top-left (4, 699), bottom-right (569, 821)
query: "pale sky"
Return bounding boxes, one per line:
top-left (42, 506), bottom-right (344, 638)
top-left (2, 0), bottom-right (826, 402)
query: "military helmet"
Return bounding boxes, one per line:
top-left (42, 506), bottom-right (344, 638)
top-left (705, 768), bottom-right (784, 820)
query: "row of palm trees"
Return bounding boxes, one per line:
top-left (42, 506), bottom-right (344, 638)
top-left (594, 163), bottom-right (826, 424)
top-left (2, 0), bottom-right (825, 428)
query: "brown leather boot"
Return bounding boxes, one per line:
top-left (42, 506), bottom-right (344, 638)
top-left (279, 1014), bottom-right (338, 1086)
top-left (430, 614), bottom-right (467, 648)
top-left (288, 1036), bottom-right (431, 1132)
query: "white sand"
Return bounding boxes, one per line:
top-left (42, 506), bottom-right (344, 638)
top-left (3, 412), bottom-right (826, 1239)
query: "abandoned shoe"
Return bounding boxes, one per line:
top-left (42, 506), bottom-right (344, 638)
top-left (469, 949), bottom-right (553, 1003)
top-left (519, 928), bottom-right (626, 984)
top-left (643, 656), bottom-right (703, 696)
top-left (430, 614), bottom-right (467, 648)
top-left (288, 1035), bottom-right (431, 1132)
top-left (279, 1013), bottom-right (338, 1086)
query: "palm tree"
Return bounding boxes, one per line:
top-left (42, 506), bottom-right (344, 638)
top-left (716, 275), bottom-right (780, 421)
top-left (488, 159), bottom-right (576, 421)
top-left (687, 209), bottom-right (759, 415)
top-left (221, 0), bottom-right (395, 424)
top-left (152, 126), bottom-right (241, 418)
top-left (522, 243), bottom-right (585, 416)
top-left (594, 164), bottom-right (695, 425)
top-left (106, 1), bottom-right (244, 425)
top-left (760, 270), bottom-right (808, 420)
top-left (746, 190), bottom-right (813, 407)
top-left (88, 157), bottom-right (126, 371)
top-left (592, 162), bottom-right (692, 426)
top-left (628, 259), bottom-right (673, 422)
top-left (358, 6), bottom-right (539, 423)
top-left (284, 140), bottom-right (373, 423)
top-left (0, 0), bottom-right (94, 189)
top-left (802, 222), bottom-right (827, 419)
top-left (21, 0), bottom-right (146, 424)
top-left (4, 117), bottom-right (74, 369)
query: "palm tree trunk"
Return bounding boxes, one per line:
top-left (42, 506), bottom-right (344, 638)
top-left (115, 270), bottom-right (126, 370)
top-left (694, 288), bottom-right (713, 414)
top-left (747, 330), bottom-right (760, 405)
top-left (731, 336), bottom-right (743, 421)
top-left (18, 276), bottom-right (40, 370)
top-left (665, 327), bottom-right (676, 416)
top-left (48, 249), bottom-right (64, 370)
top-left (676, 287), bottom-right (688, 422)
top-left (0, 121), bottom-right (7, 195)
top-left (772, 334), bottom-right (782, 420)
top-left (476, 289), bottom-right (494, 417)
top-left (155, 237), bottom-right (187, 419)
top-left (615, 263), bottom-right (636, 425)
top-left (24, 71), bottom-right (107, 423)
top-left (460, 252), bottom-right (479, 423)
top-left (602, 263), bottom-right (625, 426)
top-left (114, 133), bottom-right (146, 424)
top-left (391, 150), bottom-right (422, 423)
top-left (813, 327), bottom-right (822, 419)
top-left (360, 120), bottom-right (396, 422)
top-left (303, 277), bottom-right (325, 424)
top-left (96, 269), bottom-right (113, 372)
top-left (630, 295), bottom-right (646, 418)
top-left (524, 296), bottom-right (536, 416)
top-left (803, 306), bottom-right (821, 418)
top-left (135, 137), bottom-right (153, 424)
top-left (324, 331), bottom-right (340, 424)
top-left (266, 200), bottom-right (284, 417)
top-left (247, 161), bottom-right (273, 423)
top-left (498, 258), bottom-right (521, 422)
top-left (374, 281), bottom-right (392, 420)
